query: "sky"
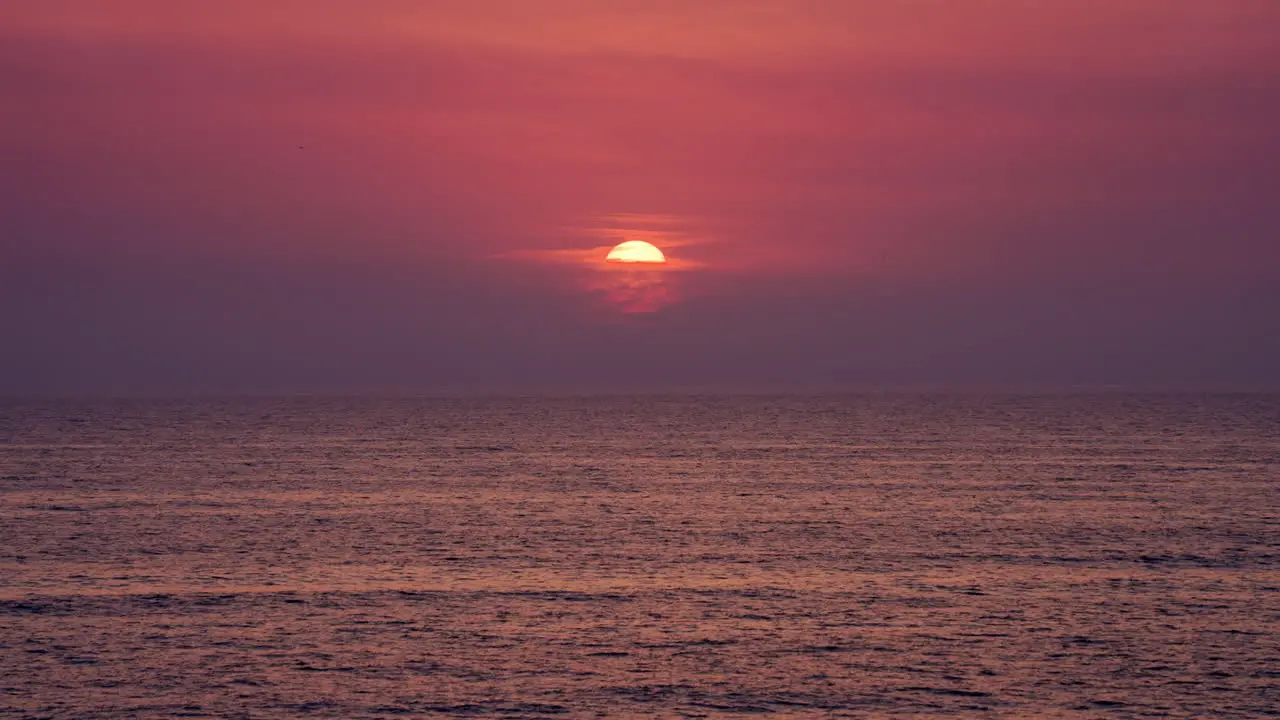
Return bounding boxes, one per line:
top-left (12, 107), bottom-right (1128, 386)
top-left (2, 0), bottom-right (1279, 393)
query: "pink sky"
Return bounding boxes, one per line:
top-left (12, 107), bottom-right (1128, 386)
top-left (3, 1), bottom-right (1278, 391)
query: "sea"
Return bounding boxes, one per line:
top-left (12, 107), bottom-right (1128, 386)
top-left (1, 394), bottom-right (1276, 718)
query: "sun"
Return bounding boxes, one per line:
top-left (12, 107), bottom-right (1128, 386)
top-left (606, 240), bottom-right (666, 264)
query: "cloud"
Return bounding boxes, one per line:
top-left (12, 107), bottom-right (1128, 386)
top-left (495, 214), bottom-right (711, 314)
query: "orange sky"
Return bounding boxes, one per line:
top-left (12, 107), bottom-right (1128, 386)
top-left (6, 1), bottom-right (1277, 271)
top-left (10, 1), bottom-right (1279, 66)
top-left (3, 1), bottom-right (1279, 390)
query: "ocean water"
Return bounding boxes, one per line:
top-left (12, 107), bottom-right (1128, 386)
top-left (1, 394), bottom-right (1276, 718)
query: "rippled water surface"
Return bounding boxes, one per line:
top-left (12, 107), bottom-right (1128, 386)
top-left (2, 394), bottom-right (1277, 718)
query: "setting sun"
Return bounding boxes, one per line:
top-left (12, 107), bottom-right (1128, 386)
top-left (605, 240), bottom-right (666, 264)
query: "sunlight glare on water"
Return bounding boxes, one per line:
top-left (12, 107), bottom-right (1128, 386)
top-left (1, 394), bottom-right (1277, 717)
